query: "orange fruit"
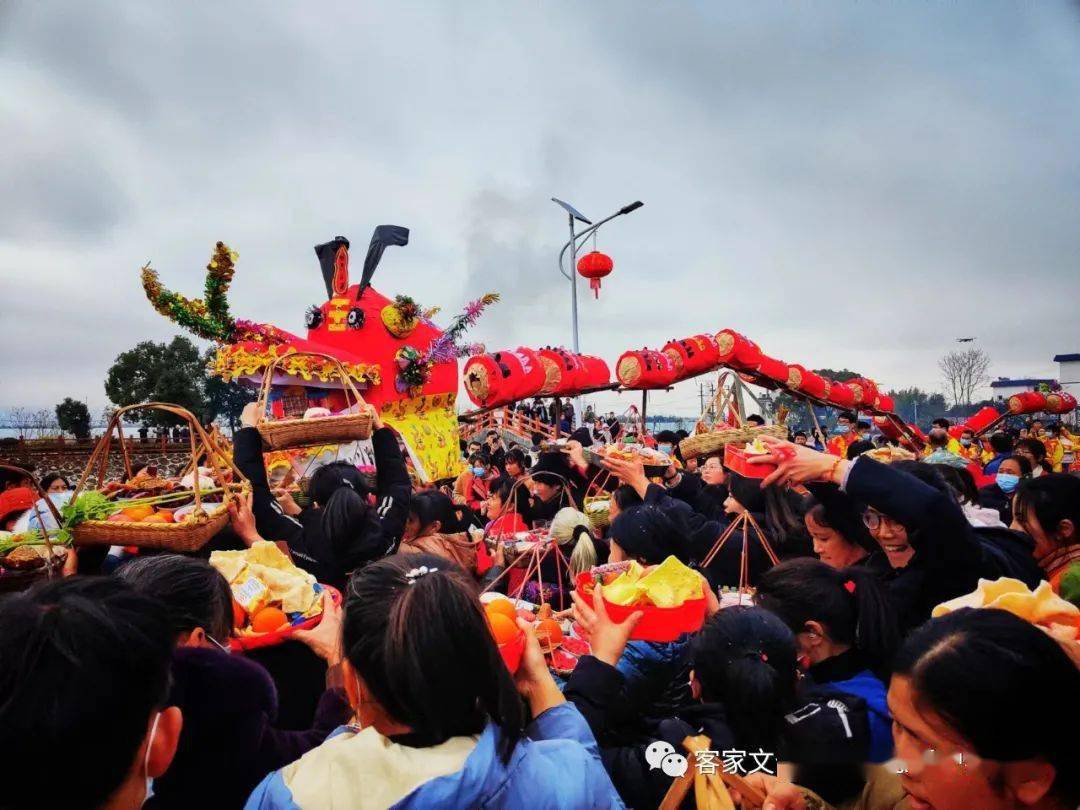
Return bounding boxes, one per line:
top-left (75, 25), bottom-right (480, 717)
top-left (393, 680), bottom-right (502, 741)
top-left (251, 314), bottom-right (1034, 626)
top-left (484, 599), bottom-right (516, 621)
top-left (232, 599), bottom-right (246, 630)
top-left (251, 606), bottom-right (288, 633)
top-left (121, 504), bottom-right (155, 521)
top-left (536, 618), bottom-right (563, 649)
top-left (142, 513), bottom-right (170, 523)
top-left (487, 612), bottom-right (520, 646)
top-left (155, 508), bottom-right (175, 522)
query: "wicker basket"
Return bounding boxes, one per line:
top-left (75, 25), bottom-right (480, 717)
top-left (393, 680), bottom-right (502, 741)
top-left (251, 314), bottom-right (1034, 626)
top-left (0, 463), bottom-right (67, 592)
top-left (583, 495), bottom-right (612, 531)
top-left (255, 351), bottom-right (373, 450)
top-left (679, 424), bottom-right (788, 460)
top-left (70, 403), bottom-right (250, 551)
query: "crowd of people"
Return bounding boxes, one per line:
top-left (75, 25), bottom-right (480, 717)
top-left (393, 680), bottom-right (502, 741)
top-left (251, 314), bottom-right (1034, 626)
top-left (1, 400), bottom-right (1078, 809)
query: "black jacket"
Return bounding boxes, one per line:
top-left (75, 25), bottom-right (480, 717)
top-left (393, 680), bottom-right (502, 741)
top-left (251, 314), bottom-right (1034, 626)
top-left (977, 483), bottom-right (1013, 525)
top-left (233, 426), bottom-right (412, 590)
top-left (147, 647), bottom-right (350, 809)
top-left (846, 458), bottom-right (1042, 630)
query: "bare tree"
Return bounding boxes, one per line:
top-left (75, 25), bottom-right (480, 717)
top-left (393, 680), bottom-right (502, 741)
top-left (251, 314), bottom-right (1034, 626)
top-left (6, 407), bottom-right (33, 437)
top-left (939, 348), bottom-right (991, 407)
top-left (28, 409), bottom-right (59, 439)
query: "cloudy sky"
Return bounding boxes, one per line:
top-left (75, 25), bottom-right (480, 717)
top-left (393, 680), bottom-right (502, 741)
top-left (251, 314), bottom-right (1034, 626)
top-left (3, 1), bottom-right (1079, 420)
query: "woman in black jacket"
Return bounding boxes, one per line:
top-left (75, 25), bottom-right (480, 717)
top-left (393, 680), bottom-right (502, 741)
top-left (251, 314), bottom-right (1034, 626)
top-left (232, 402), bottom-right (412, 591)
top-left (117, 555), bottom-right (351, 809)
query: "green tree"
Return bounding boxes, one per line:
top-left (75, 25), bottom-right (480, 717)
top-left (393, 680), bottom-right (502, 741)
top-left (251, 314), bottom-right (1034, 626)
top-left (202, 349), bottom-right (255, 431)
top-left (55, 398), bottom-right (92, 439)
top-left (105, 336), bottom-right (208, 426)
top-left (888, 387), bottom-right (948, 427)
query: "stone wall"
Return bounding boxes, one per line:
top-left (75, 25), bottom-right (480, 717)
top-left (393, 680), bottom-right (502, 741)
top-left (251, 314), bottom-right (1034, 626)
top-left (0, 445), bottom-right (192, 483)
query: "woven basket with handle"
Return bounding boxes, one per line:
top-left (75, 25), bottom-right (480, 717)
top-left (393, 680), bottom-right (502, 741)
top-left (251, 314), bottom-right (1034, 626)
top-left (70, 403), bottom-right (249, 551)
top-left (678, 377), bottom-right (788, 459)
top-left (254, 351), bottom-right (373, 450)
top-left (0, 463), bottom-right (67, 592)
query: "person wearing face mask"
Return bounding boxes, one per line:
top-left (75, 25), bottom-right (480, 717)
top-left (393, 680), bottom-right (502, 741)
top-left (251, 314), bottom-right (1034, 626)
top-left (0, 577), bottom-right (183, 810)
top-left (978, 454), bottom-right (1031, 525)
top-left (248, 553), bottom-right (623, 809)
top-left (827, 412), bottom-right (860, 458)
top-left (652, 430), bottom-right (679, 463)
top-left (118, 555), bottom-right (350, 809)
top-left (453, 453), bottom-right (495, 511)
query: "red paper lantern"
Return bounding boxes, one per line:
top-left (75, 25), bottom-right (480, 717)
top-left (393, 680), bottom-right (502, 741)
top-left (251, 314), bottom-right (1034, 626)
top-left (827, 382), bottom-right (857, 409)
top-left (570, 354), bottom-right (611, 394)
top-left (1045, 392), bottom-right (1077, 415)
top-left (873, 415), bottom-right (903, 440)
top-left (754, 355), bottom-right (790, 385)
top-left (576, 251), bottom-right (613, 299)
top-left (463, 352), bottom-right (528, 409)
top-left (1007, 391), bottom-right (1047, 415)
top-left (786, 365), bottom-right (830, 400)
top-left (847, 378), bottom-right (879, 409)
top-left (714, 329), bottom-right (762, 369)
top-left (662, 334), bottom-right (721, 381)
top-left (964, 406), bottom-right (1001, 434)
top-left (537, 347), bottom-right (585, 396)
top-left (616, 349), bottom-right (678, 390)
top-left (874, 394), bottom-right (895, 414)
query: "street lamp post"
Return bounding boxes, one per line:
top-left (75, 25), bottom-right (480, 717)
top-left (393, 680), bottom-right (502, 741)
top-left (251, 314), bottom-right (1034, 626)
top-left (552, 198), bottom-right (643, 424)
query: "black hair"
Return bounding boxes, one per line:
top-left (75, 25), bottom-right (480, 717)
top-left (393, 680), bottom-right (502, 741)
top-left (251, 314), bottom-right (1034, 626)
top-left (343, 553), bottom-right (524, 762)
top-left (690, 606), bottom-right (797, 752)
top-left (468, 453), bottom-right (487, 467)
top-left (755, 558), bottom-right (899, 674)
top-left (889, 460), bottom-right (950, 494)
top-left (0, 578), bottom-right (173, 808)
top-left (726, 472), bottom-right (766, 514)
top-left (804, 487), bottom-right (878, 554)
top-left (763, 486), bottom-right (811, 554)
top-left (837, 411), bottom-right (856, 423)
top-left (932, 465), bottom-right (979, 506)
top-left (487, 476), bottom-right (515, 510)
top-left (310, 461), bottom-right (378, 559)
top-left (611, 484), bottom-right (643, 512)
top-left (530, 431), bottom-right (545, 446)
top-left (1015, 437), bottom-right (1047, 463)
top-left (746, 414), bottom-right (765, 426)
top-left (998, 454), bottom-right (1032, 476)
top-left (38, 472), bottom-right (70, 491)
top-left (895, 608), bottom-right (1080, 805)
top-left (654, 430), bottom-right (678, 444)
top-left (793, 431), bottom-right (807, 440)
top-left (855, 421), bottom-right (870, 431)
top-left (1014, 473), bottom-right (1080, 548)
top-left (504, 448), bottom-right (528, 469)
top-left (928, 429), bottom-right (950, 449)
top-left (609, 504), bottom-right (690, 563)
top-left (117, 554), bottom-right (233, 643)
top-left (409, 489), bottom-right (459, 534)
top-left (988, 432), bottom-right (1013, 455)
top-left (932, 418), bottom-right (951, 429)
top-left (845, 439), bottom-right (875, 460)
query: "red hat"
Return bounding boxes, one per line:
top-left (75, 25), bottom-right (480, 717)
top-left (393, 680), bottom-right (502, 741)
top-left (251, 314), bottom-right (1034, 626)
top-left (0, 487), bottom-right (36, 524)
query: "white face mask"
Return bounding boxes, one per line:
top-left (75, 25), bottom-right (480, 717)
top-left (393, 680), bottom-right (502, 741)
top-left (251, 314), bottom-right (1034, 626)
top-left (143, 712), bottom-right (161, 806)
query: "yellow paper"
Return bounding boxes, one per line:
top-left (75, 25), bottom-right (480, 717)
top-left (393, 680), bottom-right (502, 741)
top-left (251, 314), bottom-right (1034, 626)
top-left (210, 541), bottom-right (319, 615)
top-left (380, 393), bottom-right (466, 483)
top-left (636, 556), bottom-right (702, 607)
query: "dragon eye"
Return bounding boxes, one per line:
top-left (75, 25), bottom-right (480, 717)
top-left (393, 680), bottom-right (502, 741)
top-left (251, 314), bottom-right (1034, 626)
top-left (347, 308), bottom-right (365, 329)
top-left (305, 306), bottom-right (324, 329)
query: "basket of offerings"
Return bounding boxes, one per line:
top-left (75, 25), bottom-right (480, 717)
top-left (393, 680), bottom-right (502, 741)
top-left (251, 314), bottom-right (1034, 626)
top-left (584, 443), bottom-right (672, 476)
top-left (210, 541), bottom-right (339, 651)
top-left (575, 557), bottom-right (708, 642)
top-left (723, 438), bottom-right (795, 479)
top-left (0, 466), bottom-right (69, 592)
top-left (69, 403), bottom-right (249, 552)
top-left (679, 422), bottom-right (787, 461)
top-left (254, 351), bottom-right (373, 450)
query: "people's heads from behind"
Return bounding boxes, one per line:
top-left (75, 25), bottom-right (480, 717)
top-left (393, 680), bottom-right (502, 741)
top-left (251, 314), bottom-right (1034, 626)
top-left (689, 606), bottom-right (798, 751)
top-left (404, 490), bottom-right (459, 541)
top-left (928, 429), bottom-right (950, 450)
top-left (1013, 438), bottom-right (1047, 471)
top-left (117, 554), bottom-right (233, 650)
top-left (608, 504), bottom-right (688, 564)
top-left (698, 454), bottom-right (725, 487)
top-left (793, 431), bottom-right (808, 446)
top-left (1012, 473), bottom-right (1080, 561)
top-left (746, 414), bottom-right (765, 427)
top-left (40, 472), bottom-right (71, 494)
top-left (932, 464), bottom-right (979, 506)
top-left (755, 558), bottom-right (899, 674)
top-left (308, 460), bottom-right (377, 551)
top-left (549, 507), bottom-right (597, 577)
top-left (342, 553), bottom-right (523, 756)
top-left (804, 498), bottom-right (875, 569)
top-left (0, 578), bottom-right (181, 809)
top-left (0, 465), bottom-right (34, 491)
top-left (504, 448), bottom-right (528, 479)
top-left (988, 431), bottom-right (1013, 456)
top-left (608, 484), bottom-right (643, 523)
top-left (890, 608), bottom-right (1079, 810)
top-left (931, 417), bottom-right (951, 431)
top-left (845, 439), bottom-right (875, 460)
top-left (653, 430), bottom-right (678, 458)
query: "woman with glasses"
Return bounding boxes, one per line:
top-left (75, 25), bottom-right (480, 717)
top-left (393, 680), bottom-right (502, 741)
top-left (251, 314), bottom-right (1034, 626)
top-left (117, 554), bottom-right (351, 809)
top-left (746, 437), bottom-right (1044, 633)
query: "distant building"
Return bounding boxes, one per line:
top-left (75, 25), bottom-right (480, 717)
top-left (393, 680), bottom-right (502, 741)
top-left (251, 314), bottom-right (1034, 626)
top-left (1053, 354), bottom-right (1080, 402)
top-left (989, 377), bottom-right (1055, 403)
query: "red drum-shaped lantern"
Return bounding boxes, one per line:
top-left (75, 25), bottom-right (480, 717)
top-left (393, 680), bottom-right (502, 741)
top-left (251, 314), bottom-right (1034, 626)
top-left (577, 251), bottom-right (613, 299)
top-left (571, 354), bottom-right (611, 394)
top-left (616, 349), bottom-right (678, 390)
top-left (663, 334), bottom-right (721, 381)
top-left (1045, 392), bottom-right (1078, 415)
top-left (874, 394), bottom-right (895, 414)
top-left (1007, 391), bottom-right (1047, 415)
top-left (714, 329), bottom-right (763, 370)
top-left (754, 355), bottom-right (790, 385)
top-left (827, 382), bottom-right (857, 409)
top-left (873, 415), bottom-right (903, 440)
top-left (964, 406), bottom-right (1001, 434)
top-left (507, 347), bottom-right (546, 401)
top-left (464, 351), bottom-right (529, 409)
top-left (537, 348), bottom-right (585, 396)
top-left (787, 365), bottom-right (831, 400)
top-left (847, 378), bottom-right (879, 408)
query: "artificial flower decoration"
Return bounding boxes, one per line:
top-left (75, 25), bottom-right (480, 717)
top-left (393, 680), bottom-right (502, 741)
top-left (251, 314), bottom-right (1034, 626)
top-left (142, 241), bottom-right (238, 342)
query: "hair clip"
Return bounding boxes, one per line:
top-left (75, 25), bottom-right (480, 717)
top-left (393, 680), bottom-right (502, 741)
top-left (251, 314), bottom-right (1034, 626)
top-left (843, 579), bottom-right (856, 594)
top-left (405, 565), bottom-right (438, 584)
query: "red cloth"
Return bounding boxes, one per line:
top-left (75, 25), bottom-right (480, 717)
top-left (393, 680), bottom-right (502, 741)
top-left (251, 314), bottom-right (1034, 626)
top-left (0, 487), bottom-right (36, 522)
top-left (487, 512), bottom-right (526, 538)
